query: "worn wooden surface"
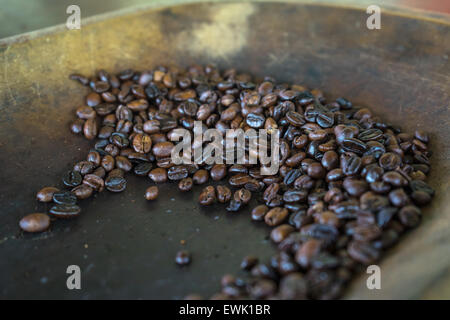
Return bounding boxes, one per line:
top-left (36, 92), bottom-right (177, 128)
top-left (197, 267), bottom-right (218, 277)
top-left (0, 1), bottom-right (449, 299)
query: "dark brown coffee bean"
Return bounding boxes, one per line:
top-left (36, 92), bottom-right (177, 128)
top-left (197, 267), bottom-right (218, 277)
top-left (83, 174), bottom-right (105, 192)
top-left (132, 133), bottom-right (152, 153)
top-left (145, 186), bottom-right (159, 200)
top-left (265, 207), bottom-right (289, 226)
top-left (19, 213), bottom-right (50, 233)
top-left (168, 165), bottom-right (189, 181)
top-left (295, 238), bottom-right (322, 268)
top-left (86, 92), bottom-right (101, 107)
top-left (251, 205), bottom-right (269, 221)
top-left (199, 186), bottom-right (216, 205)
top-left (101, 155), bottom-right (115, 172)
top-left (234, 188), bottom-right (251, 204)
top-left (62, 170), bottom-right (82, 187)
top-left (382, 171), bottom-right (408, 187)
top-left (178, 177), bottom-right (193, 192)
top-left (115, 156), bottom-right (133, 172)
top-left (347, 241), bottom-right (380, 265)
top-left (279, 273), bottom-right (308, 300)
top-left (83, 118), bottom-right (98, 140)
top-left (216, 185), bottom-right (232, 203)
top-left (49, 204), bottom-right (81, 218)
top-left (271, 224), bottom-right (295, 243)
top-left (133, 162), bottom-right (153, 176)
top-left (193, 169), bottom-right (209, 184)
top-left (148, 168), bottom-right (168, 183)
top-left (71, 184), bottom-right (93, 199)
top-left (36, 187), bottom-right (59, 202)
top-left (210, 164), bottom-right (227, 181)
top-left (105, 176), bottom-right (127, 192)
top-left (241, 256), bottom-right (259, 271)
top-left (398, 205), bottom-right (421, 228)
top-left (175, 250), bottom-right (191, 266)
top-left (152, 141), bottom-right (174, 158)
top-left (379, 152), bottom-right (402, 170)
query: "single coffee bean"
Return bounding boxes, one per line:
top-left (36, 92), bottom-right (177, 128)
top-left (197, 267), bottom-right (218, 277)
top-left (53, 191), bottom-right (77, 205)
top-left (71, 184), bottom-right (93, 199)
top-left (105, 176), bottom-right (127, 192)
top-left (175, 250), bottom-right (191, 266)
top-left (193, 169), bottom-right (209, 184)
top-left (199, 186), bottom-right (216, 205)
top-left (19, 213), bottom-right (50, 233)
top-left (36, 187), bottom-right (59, 202)
top-left (251, 205), bottom-right (269, 221)
top-left (234, 188), bottom-right (252, 204)
top-left (62, 170), bottom-right (82, 187)
top-left (210, 164), bottom-right (227, 181)
top-left (265, 207), bottom-right (289, 226)
top-left (216, 185), bottom-right (232, 203)
top-left (241, 256), bottom-right (259, 271)
top-left (271, 224), bottom-right (295, 243)
top-left (49, 204), bottom-right (81, 218)
top-left (398, 205), bottom-right (421, 228)
top-left (145, 186), bottom-right (159, 200)
top-left (178, 177), bottom-right (193, 192)
top-left (148, 168), bottom-right (168, 183)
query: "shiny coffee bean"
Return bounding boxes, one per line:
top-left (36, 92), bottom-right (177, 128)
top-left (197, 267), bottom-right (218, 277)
top-left (145, 186), bottom-right (159, 200)
top-left (36, 187), bottom-right (59, 202)
top-left (19, 213), bottom-right (50, 233)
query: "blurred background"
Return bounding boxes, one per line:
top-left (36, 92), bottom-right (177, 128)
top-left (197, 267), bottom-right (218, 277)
top-left (0, 0), bottom-right (449, 39)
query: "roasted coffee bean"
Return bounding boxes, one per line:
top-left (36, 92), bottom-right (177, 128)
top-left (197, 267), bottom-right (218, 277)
top-left (105, 176), bottom-right (127, 192)
top-left (175, 251), bottom-right (191, 266)
top-left (226, 199), bottom-right (243, 212)
top-left (148, 168), bottom-right (168, 183)
top-left (132, 133), bottom-right (152, 153)
top-left (52, 191), bottom-right (77, 205)
top-left (216, 185), bottom-right (232, 203)
top-left (379, 152), bottom-right (402, 170)
top-left (49, 204), bottom-right (81, 218)
top-left (265, 207), bottom-right (289, 226)
top-left (382, 171), bottom-right (408, 187)
top-left (83, 118), bottom-right (98, 140)
top-left (246, 113), bottom-right (265, 128)
top-left (62, 170), bottom-right (82, 187)
top-left (83, 174), bottom-right (105, 192)
top-left (279, 273), bottom-right (308, 300)
top-left (234, 188), bottom-right (252, 204)
top-left (133, 162), bottom-right (153, 176)
top-left (398, 205), bottom-right (421, 227)
top-left (71, 184), bottom-right (93, 199)
top-left (152, 141), bottom-right (174, 158)
top-left (115, 156), bottom-right (133, 172)
top-left (283, 189), bottom-right (308, 203)
top-left (74, 160), bottom-right (96, 175)
top-left (347, 241), bottom-right (380, 265)
top-left (19, 213), bottom-right (51, 233)
top-left (199, 186), bottom-right (216, 205)
top-left (271, 224), bottom-right (295, 243)
top-left (241, 256), bottom-right (259, 271)
top-left (341, 138), bottom-right (367, 155)
top-left (251, 205), bottom-right (269, 221)
top-left (193, 169), bottom-right (209, 184)
top-left (168, 165), bottom-right (188, 180)
top-left (210, 164), bottom-right (227, 181)
top-left (178, 177), bottom-right (193, 192)
top-left (36, 187), bottom-right (59, 202)
top-left (145, 186), bottom-right (159, 200)
top-left (101, 155), bottom-right (115, 172)
top-left (295, 238), bottom-right (322, 268)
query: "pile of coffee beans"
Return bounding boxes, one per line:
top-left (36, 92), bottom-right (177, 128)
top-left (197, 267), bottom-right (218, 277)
top-left (19, 65), bottom-right (434, 299)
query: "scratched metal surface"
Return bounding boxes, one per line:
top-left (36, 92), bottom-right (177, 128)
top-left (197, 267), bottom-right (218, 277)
top-left (0, 1), bottom-right (449, 299)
